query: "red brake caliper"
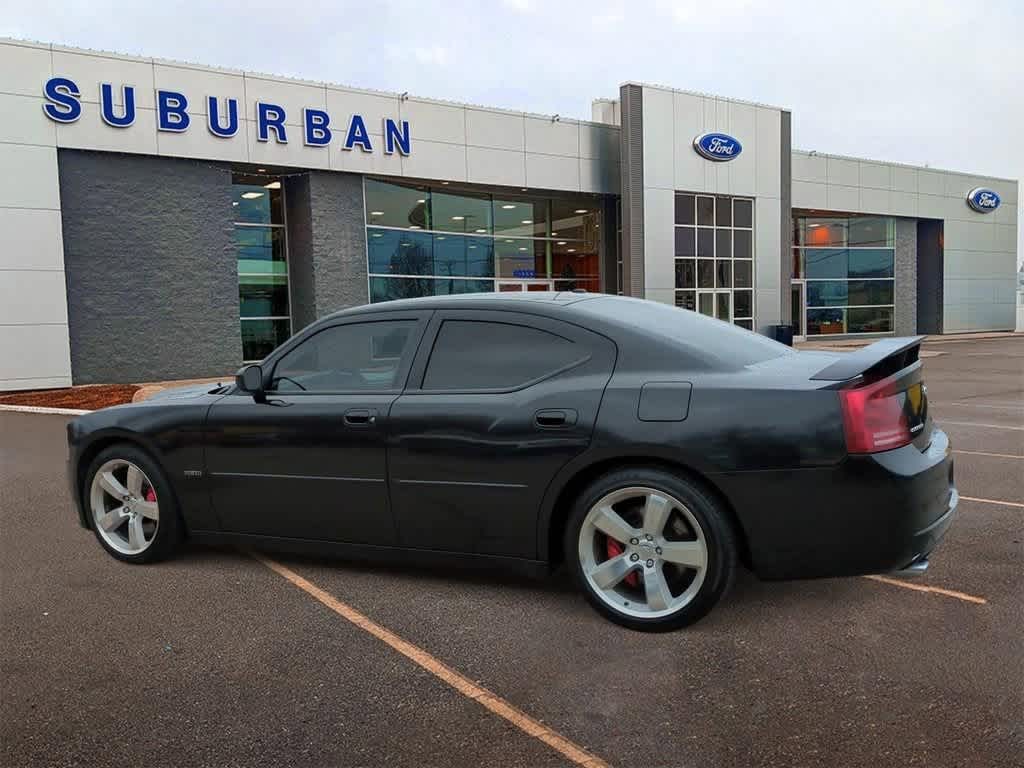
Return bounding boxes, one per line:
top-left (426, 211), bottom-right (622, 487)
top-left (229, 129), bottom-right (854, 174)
top-left (144, 486), bottom-right (157, 503)
top-left (606, 537), bottom-right (640, 587)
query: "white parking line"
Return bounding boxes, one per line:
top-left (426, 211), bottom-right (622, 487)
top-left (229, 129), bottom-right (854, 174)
top-left (954, 449), bottom-right (1023, 460)
top-left (939, 420), bottom-right (1024, 432)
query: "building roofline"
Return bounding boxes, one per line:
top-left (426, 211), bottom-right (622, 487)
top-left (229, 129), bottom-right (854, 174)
top-left (792, 148), bottom-right (1019, 185)
top-left (619, 80), bottom-right (790, 113)
top-left (1, 36), bottom-right (617, 130)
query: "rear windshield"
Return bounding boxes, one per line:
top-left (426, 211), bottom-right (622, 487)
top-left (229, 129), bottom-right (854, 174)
top-left (578, 296), bottom-right (793, 369)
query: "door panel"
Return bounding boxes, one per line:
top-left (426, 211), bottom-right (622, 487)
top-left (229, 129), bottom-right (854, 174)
top-left (204, 394), bottom-right (396, 543)
top-left (203, 312), bottom-right (430, 544)
top-left (388, 310), bottom-right (617, 559)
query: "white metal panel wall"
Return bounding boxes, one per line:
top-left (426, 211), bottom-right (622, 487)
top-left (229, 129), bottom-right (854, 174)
top-left (792, 150), bottom-right (1019, 332)
top-left (638, 83), bottom-right (785, 328)
top-left (22, 41), bottom-right (622, 196)
top-left (0, 40), bottom-right (72, 390)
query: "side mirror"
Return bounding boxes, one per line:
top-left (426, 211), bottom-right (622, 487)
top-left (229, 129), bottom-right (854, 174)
top-left (236, 364), bottom-right (266, 403)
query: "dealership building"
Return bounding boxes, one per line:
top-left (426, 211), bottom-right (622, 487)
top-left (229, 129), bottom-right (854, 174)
top-left (0, 38), bottom-right (1018, 390)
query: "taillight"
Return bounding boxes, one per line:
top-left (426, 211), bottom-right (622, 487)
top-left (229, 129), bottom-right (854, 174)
top-left (838, 373), bottom-right (914, 454)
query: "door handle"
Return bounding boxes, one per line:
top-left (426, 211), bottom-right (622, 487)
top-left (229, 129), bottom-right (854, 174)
top-left (343, 408), bottom-right (377, 426)
top-left (534, 409), bottom-right (577, 429)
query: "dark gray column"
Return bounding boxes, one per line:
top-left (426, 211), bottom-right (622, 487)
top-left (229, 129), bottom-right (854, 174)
top-left (894, 218), bottom-right (918, 335)
top-left (916, 220), bottom-right (944, 334)
top-left (285, 170), bottom-right (367, 327)
top-left (779, 111), bottom-right (793, 325)
top-left (58, 149), bottom-right (240, 384)
top-left (618, 84), bottom-right (645, 298)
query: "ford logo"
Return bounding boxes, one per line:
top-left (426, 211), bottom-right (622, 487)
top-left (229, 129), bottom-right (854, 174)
top-left (693, 132), bottom-right (742, 162)
top-left (966, 187), bottom-right (1000, 213)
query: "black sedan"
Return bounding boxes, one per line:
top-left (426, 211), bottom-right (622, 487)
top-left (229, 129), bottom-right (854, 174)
top-left (67, 293), bottom-right (957, 630)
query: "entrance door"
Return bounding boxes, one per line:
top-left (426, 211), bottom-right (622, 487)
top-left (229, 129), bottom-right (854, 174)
top-left (697, 290), bottom-right (732, 322)
top-left (790, 281), bottom-right (806, 341)
top-left (497, 280), bottom-right (555, 292)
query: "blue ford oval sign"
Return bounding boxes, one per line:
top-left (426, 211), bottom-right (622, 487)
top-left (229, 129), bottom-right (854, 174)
top-left (966, 187), bottom-right (1000, 213)
top-left (693, 132), bottom-right (742, 162)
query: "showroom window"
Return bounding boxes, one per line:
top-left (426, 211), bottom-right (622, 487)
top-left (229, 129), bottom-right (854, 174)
top-left (673, 193), bottom-right (754, 330)
top-left (364, 179), bottom-right (603, 300)
top-left (233, 173), bottom-right (291, 361)
top-left (792, 215), bottom-right (895, 335)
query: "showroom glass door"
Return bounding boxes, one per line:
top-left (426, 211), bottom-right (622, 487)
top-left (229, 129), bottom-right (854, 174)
top-left (791, 281), bottom-right (806, 341)
top-left (697, 290), bottom-right (732, 321)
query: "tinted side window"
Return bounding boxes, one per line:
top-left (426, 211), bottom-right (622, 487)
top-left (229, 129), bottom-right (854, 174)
top-left (271, 321), bottom-right (415, 392)
top-left (423, 320), bottom-right (586, 391)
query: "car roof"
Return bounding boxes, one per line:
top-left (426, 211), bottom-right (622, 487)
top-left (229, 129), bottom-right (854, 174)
top-left (323, 291), bottom-right (600, 319)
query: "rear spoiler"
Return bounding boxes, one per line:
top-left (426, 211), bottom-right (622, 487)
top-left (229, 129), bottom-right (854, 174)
top-left (810, 336), bottom-right (925, 382)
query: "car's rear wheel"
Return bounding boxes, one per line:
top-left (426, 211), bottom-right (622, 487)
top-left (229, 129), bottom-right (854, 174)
top-left (85, 443), bottom-right (182, 563)
top-left (566, 468), bottom-right (737, 631)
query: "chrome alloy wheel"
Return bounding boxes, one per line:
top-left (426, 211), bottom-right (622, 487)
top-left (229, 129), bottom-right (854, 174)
top-left (89, 459), bottom-right (160, 556)
top-left (578, 486), bottom-right (708, 620)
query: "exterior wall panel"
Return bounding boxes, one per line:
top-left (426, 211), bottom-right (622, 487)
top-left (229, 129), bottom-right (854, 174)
top-left (58, 150), bottom-right (241, 384)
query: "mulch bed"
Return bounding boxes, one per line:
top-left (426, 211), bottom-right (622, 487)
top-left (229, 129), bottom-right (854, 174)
top-left (0, 384), bottom-right (140, 410)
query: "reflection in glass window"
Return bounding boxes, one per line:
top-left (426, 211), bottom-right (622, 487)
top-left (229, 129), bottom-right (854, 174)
top-left (675, 227), bottom-right (696, 258)
top-left (367, 230), bottom-right (434, 276)
top-left (364, 179), bottom-right (430, 229)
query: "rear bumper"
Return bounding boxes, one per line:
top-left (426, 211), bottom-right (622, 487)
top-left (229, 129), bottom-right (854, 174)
top-left (721, 427), bottom-right (958, 580)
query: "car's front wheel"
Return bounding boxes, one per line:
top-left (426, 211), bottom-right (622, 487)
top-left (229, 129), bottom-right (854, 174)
top-left (85, 443), bottom-right (182, 563)
top-left (566, 468), bottom-right (737, 631)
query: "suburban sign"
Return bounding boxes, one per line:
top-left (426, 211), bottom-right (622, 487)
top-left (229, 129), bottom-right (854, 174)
top-left (41, 76), bottom-right (412, 155)
top-left (693, 132), bottom-right (742, 162)
top-left (966, 187), bottom-right (1001, 213)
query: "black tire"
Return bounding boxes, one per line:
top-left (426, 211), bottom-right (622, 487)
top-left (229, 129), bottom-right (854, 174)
top-left (83, 442), bottom-right (183, 564)
top-left (564, 467), bottom-right (737, 631)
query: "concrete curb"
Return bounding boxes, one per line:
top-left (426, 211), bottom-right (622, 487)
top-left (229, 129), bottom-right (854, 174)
top-left (0, 404), bottom-right (91, 416)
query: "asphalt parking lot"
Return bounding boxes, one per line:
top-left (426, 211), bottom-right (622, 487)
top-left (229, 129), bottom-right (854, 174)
top-left (1, 337), bottom-right (1021, 768)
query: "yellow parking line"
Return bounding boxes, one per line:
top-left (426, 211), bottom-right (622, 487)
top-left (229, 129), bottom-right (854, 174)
top-left (960, 495), bottom-right (1024, 509)
top-left (954, 449), bottom-right (1023, 460)
top-left (253, 553), bottom-right (610, 768)
top-left (862, 575), bottom-right (987, 604)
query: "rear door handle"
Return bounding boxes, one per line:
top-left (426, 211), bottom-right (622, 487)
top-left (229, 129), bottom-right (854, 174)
top-left (343, 408), bottom-right (377, 426)
top-left (535, 409), bottom-right (577, 429)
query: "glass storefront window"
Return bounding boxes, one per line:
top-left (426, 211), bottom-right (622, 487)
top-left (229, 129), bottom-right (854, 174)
top-left (365, 179), bottom-right (604, 299)
top-left (234, 173), bottom-right (290, 362)
top-left (674, 192), bottom-right (754, 327)
top-left (364, 179), bottom-right (430, 229)
top-left (794, 213), bottom-right (896, 336)
top-left (233, 179), bottom-right (283, 225)
top-left (432, 189), bottom-right (492, 234)
top-left (494, 196), bottom-right (548, 238)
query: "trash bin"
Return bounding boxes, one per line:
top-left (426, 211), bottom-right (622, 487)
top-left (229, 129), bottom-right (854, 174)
top-left (767, 324), bottom-right (794, 347)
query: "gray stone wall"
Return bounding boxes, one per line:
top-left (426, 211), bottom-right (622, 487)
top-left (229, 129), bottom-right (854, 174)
top-left (894, 218), bottom-right (918, 335)
top-left (58, 150), bottom-right (240, 384)
top-left (285, 170), bottom-right (367, 326)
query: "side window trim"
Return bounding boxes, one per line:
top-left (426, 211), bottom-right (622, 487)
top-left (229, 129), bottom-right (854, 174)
top-left (265, 312), bottom-right (430, 395)
top-left (406, 309), bottom-right (595, 395)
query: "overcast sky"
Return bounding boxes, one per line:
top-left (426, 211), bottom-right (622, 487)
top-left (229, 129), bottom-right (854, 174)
top-left (4, 0), bottom-right (1021, 266)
